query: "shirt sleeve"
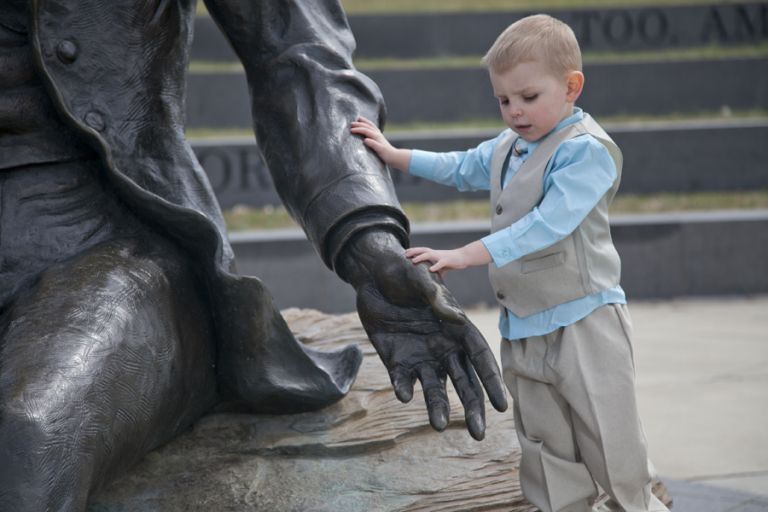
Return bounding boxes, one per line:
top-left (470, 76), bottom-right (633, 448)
top-left (408, 130), bottom-right (512, 192)
top-left (482, 135), bottom-right (618, 267)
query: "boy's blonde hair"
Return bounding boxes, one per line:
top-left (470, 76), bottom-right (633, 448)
top-left (482, 14), bottom-right (582, 77)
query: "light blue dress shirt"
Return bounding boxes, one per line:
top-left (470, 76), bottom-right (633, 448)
top-left (408, 108), bottom-right (626, 340)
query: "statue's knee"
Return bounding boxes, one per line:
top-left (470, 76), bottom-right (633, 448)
top-left (1, 390), bottom-right (61, 456)
top-left (0, 239), bottom-right (207, 511)
top-left (105, 237), bottom-right (198, 310)
top-left (0, 396), bottom-right (77, 509)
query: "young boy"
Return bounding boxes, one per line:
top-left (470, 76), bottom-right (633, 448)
top-left (351, 14), bottom-right (670, 512)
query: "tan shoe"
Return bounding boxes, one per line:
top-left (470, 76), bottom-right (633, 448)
top-left (590, 478), bottom-right (673, 511)
top-left (651, 478), bottom-right (673, 509)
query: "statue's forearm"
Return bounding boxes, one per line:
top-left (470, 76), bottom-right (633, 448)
top-left (330, 215), bottom-right (409, 282)
top-left (207, 0), bottom-right (406, 262)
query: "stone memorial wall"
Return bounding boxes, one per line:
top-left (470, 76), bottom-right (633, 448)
top-left (188, 1), bottom-right (767, 209)
top-left (347, 3), bottom-right (768, 57)
top-left (193, 122), bottom-right (768, 209)
top-left (187, 1), bottom-right (767, 301)
top-left (191, 3), bottom-right (768, 60)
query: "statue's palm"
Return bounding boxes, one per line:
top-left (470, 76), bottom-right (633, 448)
top-left (343, 232), bottom-right (508, 440)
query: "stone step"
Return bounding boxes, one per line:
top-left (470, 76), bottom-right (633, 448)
top-left (191, 3), bottom-right (768, 61)
top-left (190, 118), bottom-right (768, 209)
top-left (184, 57), bottom-right (768, 128)
top-left (228, 210), bottom-right (768, 313)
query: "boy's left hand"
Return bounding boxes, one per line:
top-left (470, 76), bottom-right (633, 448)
top-left (406, 241), bottom-right (493, 274)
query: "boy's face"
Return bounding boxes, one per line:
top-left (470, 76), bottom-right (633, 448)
top-left (490, 60), bottom-right (583, 142)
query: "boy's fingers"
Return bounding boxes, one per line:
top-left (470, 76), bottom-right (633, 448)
top-left (354, 130), bottom-right (386, 147)
top-left (351, 126), bottom-right (373, 137)
top-left (410, 253), bottom-right (435, 264)
top-left (405, 247), bottom-right (430, 257)
top-left (356, 116), bottom-right (378, 129)
top-left (351, 121), bottom-right (380, 135)
top-left (430, 260), bottom-right (447, 273)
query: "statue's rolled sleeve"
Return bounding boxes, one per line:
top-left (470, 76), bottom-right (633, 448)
top-left (318, 201), bottom-right (409, 272)
top-left (205, 0), bottom-right (408, 268)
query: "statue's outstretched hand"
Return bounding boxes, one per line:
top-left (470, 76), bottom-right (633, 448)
top-left (338, 230), bottom-right (508, 440)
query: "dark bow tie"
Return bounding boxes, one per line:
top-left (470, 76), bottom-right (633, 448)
top-left (513, 138), bottom-right (528, 156)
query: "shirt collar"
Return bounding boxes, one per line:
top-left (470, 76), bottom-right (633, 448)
top-left (524, 107), bottom-right (583, 154)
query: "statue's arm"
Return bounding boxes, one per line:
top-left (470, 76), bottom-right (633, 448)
top-left (203, 0), bottom-right (407, 267)
top-left (204, 0), bottom-right (508, 438)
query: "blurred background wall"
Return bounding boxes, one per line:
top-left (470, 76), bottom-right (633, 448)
top-left (187, 0), bottom-right (768, 312)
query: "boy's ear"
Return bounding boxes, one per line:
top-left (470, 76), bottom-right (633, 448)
top-left (565, 71), bottom-right (584, 102)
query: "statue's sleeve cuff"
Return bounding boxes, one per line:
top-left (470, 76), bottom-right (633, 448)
top-left (324, 209), bottom-right (410, 272)
top-left (302, 173), bottom-right (409, 270)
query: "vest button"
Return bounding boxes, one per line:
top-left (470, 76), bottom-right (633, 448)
top-left (495, 205), bottom-right (503, 215)
top-left (56, 39), bottom-right (78, 63)
top-left (496, 291), bottom-right (505, 300)
top-left (84, 111), bottom-right (106, 132)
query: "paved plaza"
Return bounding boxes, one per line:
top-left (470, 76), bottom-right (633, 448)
top-left (467, 295), bottom-right (768, 512)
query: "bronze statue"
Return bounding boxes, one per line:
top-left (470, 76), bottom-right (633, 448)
top-left (0, 1), bottom-right (507, 510)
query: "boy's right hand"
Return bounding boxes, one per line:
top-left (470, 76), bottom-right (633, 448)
top-left (351, 116), bottom-right (412, 172)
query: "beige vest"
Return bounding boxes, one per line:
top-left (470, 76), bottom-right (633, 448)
top-left (488, 114), bottom-right (623, 317)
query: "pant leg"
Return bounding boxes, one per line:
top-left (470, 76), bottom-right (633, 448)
top-left (547, 304), bottom-right (663, 512)
top-left (0, 235), bottom-right (217, 511)
top-left (501, 338), bottom-right (596, 512)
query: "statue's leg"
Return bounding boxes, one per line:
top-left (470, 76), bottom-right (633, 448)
top-left (0, 235), bottom-right (217, 511)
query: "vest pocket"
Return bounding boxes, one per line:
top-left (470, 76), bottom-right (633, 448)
top-left (520, 251), bottom-right (566, 274)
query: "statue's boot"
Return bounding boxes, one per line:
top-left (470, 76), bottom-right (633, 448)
top-left (216, 275), bottom-right (363, 413)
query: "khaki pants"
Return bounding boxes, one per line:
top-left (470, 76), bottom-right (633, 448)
top-left (501, 304), bottom-right (668, 512)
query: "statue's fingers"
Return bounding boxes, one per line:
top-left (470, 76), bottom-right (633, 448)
top-left (445, 351), bottom-right (486, 441)
top-left (366, 331), bottom-right (414, 403)
top-left (416, 364), bottom-right (449, 432)
top-left (461, 326), bottom-right (508, 413)
top-left (389, 365), bottom-right (416, 403)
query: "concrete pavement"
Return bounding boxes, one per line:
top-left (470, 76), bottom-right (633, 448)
top-left (465, 295), bottom-right (768, 512)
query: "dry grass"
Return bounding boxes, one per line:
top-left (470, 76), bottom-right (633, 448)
top-left (224, 190), bottom-right (768, 232)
